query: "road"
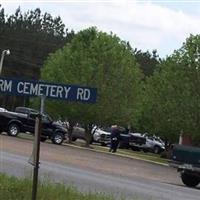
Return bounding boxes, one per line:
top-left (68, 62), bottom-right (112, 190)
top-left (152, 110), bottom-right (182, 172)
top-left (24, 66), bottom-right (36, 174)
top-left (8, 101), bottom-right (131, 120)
top-left (0, 134), bottom-right (200, 200)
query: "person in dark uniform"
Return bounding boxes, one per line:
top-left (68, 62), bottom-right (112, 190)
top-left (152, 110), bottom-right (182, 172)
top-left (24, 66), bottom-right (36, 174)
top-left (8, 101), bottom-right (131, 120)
top-left (109, 125), bottom-right (120, 153)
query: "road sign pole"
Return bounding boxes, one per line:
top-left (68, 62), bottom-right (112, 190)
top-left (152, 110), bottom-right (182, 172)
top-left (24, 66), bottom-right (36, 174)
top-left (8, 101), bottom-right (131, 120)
top-left (40, 95), bottom-right (45, 114)
top-left (31, 115), bottom-right (42, 200)
top-left (31, 96), bottom-right (45, 200)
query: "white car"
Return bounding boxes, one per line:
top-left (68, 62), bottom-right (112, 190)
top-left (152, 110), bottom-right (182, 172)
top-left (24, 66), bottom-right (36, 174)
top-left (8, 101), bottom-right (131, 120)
top-left (92, 126), bottom-right (111, 146)
top-left (131, 133), bottom-right (165, 154)
top-left (0, 107), bottom-right (7, 112)
top-left (145, 135), bottom-right (165, 154)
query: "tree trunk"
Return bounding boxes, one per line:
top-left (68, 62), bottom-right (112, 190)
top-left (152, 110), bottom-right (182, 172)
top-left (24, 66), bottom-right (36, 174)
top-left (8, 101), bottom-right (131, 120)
top-left (67, 120), bottom-right (75, 144)
top-left (84, 123), bottom-right (93, 148)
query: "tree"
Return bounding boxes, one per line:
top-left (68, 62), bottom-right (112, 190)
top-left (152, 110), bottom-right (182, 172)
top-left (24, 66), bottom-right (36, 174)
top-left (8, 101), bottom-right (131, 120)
top-left (41, 27), bottom-right (142, 146)
top-left (134, 49), bottom-right (160, 77)
top-left (0, 5), bottom-right (74, 109)
top-left (139, 34), bottom-right (200, 143)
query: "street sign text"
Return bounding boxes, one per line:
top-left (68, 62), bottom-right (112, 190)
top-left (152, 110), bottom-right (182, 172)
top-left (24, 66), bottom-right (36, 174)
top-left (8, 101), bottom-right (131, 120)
top-left (0, 78), bottom-right (97, 103)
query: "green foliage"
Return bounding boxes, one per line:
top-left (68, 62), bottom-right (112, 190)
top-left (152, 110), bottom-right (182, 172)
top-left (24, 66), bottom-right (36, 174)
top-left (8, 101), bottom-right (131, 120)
top-left (42, 27), bottom-right (142, 128)
top-left (134, 49), bottom-right (160, 77)
top-left (0, 5), bottom-right (74, 110)
top-left (139, 34), bottom-right (200, 143)
top-left (0, 5), bottom-right (73, 73)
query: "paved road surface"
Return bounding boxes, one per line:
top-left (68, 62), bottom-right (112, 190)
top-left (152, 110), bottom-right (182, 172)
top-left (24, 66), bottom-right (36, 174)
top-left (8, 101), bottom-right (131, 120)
top-left (0, 135), bottom-right (200, 200)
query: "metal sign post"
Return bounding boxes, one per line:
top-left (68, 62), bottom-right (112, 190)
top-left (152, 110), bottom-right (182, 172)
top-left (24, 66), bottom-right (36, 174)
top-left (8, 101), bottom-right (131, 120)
top-left (31, 114), bottom-right (42, 200)
top-left (30, 96), bottom-right (45, 200)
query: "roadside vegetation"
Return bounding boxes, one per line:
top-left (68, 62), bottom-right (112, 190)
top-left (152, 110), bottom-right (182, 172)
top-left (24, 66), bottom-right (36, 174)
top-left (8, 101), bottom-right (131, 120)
top-left (0, 173), bottom-right (127, 200)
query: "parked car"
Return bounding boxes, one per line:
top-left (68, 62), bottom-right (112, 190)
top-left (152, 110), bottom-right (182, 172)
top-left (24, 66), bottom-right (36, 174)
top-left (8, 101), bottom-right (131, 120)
top-left (71, 124), bottom-right (110, 145)
top-left (92, 126), bottom-right (111, 146)
top-left (119, 132), bottom-right (146, 149)
top-left (71, 124), bottom-right (86, 141)
top-left (0, 107), bottom-right (7, 112)
top-left (0, 107), bottom-right (68, 145)
top-left (130, 133), bottom-right (165, 153)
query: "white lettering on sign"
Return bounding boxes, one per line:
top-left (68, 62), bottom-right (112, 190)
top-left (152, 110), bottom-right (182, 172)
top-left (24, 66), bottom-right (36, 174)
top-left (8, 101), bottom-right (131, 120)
top-left (45, 84), bottom-right (51, 96)
top-left (50, 85), bottom-right (56, 97)
top-left (57, 86), bottom-right (63, 98)
top-left (0, 78), bottom-right (96, 103)
top-left (77, 88), bottom-right (84, 100)
top-left (38, 84), bottom-right (45, 96)
top-left (30, 84), bottom-right (38, 95)
top-left (77, 88), bottom-right (90, 100)
top-left (83, 89), bottom-right (90, 100)
top-left (0, 79), bottom-right (12, 92)
top-left (24, 82), bottom-right (31, 94)
top-left (64, 87), bottom-right (71, 98)
top-left (17, 82), bottom-right (23, 93)
top-left (15, 82), bottom-right (70, 99)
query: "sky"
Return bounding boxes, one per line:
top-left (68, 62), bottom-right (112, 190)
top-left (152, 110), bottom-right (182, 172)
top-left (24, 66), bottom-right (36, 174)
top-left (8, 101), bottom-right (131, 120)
top-left (1, 0), bottom-right (200, 58)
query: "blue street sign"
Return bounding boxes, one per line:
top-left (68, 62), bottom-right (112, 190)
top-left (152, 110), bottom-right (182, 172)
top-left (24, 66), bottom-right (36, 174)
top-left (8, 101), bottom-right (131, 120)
top-left (0, 77), bottom-right (97, 104)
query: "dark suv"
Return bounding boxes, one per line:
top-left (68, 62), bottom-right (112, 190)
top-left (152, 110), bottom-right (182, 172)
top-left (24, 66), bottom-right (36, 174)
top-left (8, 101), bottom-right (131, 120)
top-left (0, 107), bottom-right (68, 145)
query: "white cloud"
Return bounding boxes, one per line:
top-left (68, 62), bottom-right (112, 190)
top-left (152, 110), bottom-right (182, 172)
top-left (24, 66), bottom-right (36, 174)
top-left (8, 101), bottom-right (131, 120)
top-left (1, 0), bottom-right (200, 57)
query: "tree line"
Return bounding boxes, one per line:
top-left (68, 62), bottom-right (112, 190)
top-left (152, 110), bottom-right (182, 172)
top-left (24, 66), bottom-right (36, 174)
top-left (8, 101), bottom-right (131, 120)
top-left (0, 6), bottom-right (199, 145)
top-left (0, 5), bottom-right (74, 109)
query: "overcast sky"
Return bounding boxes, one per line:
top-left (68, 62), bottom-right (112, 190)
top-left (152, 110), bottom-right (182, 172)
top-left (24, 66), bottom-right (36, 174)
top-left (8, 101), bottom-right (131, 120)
top-left (1, 0), bottom-right (200, 58)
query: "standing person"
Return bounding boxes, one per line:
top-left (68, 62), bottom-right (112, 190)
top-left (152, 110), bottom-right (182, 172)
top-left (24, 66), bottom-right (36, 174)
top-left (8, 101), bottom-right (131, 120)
top-left (109, 125), bottom-right (120, 153)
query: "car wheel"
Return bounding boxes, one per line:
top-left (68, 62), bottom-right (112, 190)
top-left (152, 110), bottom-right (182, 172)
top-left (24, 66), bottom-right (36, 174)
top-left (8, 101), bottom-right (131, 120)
top-left (154, 146), bottom-right (161, 154)
top-left (8, 123), bottom-right (20, 137)
top-left (181, 173), bottom-right (200, 187)
top-left (51, 132), bottom-right (64, 145)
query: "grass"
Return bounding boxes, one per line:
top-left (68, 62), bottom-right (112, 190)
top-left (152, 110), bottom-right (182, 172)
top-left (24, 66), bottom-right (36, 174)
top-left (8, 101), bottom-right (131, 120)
top-left (0, 173), bottom-right (123, 200)
top-left (116, 149), bottom-right (168, 164)
top-left (90, 144), bottom-right (168, 165)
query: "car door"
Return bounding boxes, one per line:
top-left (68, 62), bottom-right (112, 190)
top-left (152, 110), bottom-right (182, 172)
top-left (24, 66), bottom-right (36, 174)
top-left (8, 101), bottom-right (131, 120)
top-left (41, 114), bottom-right (54, 137)
top-left (73, 125), bottom-right (85, 139)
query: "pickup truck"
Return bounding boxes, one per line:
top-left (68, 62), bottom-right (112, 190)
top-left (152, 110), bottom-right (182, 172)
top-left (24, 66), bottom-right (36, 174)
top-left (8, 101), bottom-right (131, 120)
top-left (92, 126), bottom-right (111, 146)
top-left (119, 132), bottom-right (147, 150)
top-left (0, 107), bottom-right (68, 145)
top-left (169, 144), bottom-right (200, 187)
